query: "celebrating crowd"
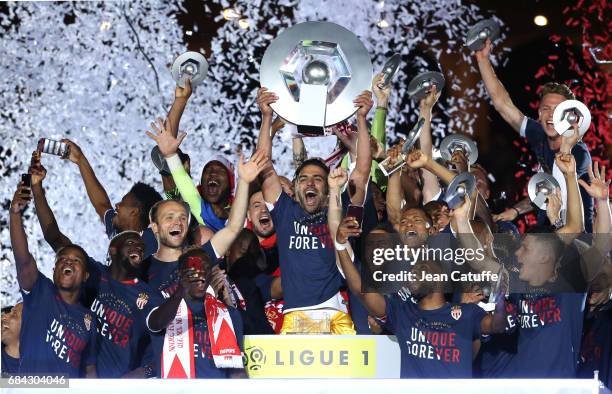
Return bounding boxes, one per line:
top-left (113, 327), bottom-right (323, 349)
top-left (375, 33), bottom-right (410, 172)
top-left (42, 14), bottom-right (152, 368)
top-left (2, 38), bottom-right (611, 383)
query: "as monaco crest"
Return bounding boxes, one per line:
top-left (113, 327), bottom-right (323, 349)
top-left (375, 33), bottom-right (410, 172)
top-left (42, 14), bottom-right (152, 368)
top-left (84, 314), bottom-right (92, 331)
top-left (451, 305), bottom-right (462, 321)
top-left (136, 293), bottom-right (149, 310)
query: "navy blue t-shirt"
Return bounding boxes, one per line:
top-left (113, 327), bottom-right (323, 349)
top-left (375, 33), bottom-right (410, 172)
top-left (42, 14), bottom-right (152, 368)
top-left (87, 260), bottom-right (163, 378)
top-left (578, 302), bottom-right (612, 388)
top-left (19, 273), bottom-right (97, 377)
top-left (144, 241), bottom-right (220, 298)
top-left (104, 209), bottom-right (158, 258)
top-left (522, 117), bottom-right (593, 232)
top-left (1, 347), bottom-right (19, 375)
top-left (382, 297), bottom-right (486, 378)
top-left (500, 292), bottom-right (586, 377)
top-left (149, 298), bottom-right (244, 378)
top-left (268, 192), bottom-right (343, 311)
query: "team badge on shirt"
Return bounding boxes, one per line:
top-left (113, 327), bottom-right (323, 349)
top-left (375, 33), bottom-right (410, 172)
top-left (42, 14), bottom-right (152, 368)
top-left (136, 293), bottom-right (149, 310)
top-left (451, 305), bottom-right (462, 321)
top-left (84, 313), bottom-right (92, 331)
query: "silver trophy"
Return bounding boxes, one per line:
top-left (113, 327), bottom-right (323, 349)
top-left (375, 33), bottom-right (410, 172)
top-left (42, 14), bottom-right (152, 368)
top-left (444, 172), bottom-right (476, 209)
top-left (260, 22), bottom-right (373, 135)
top-left (465, 18), bottom-right (501, 51)
top-left (407, 71), bottom-right (445, 102)
top-left (552, 99), bottom-right (591, 138)
top-left (379, 118), bottom-right (425, 177)
top-left (528, 172), bottom-right (560, 210)
top-left (171, 51), bottom-right (209, 89)
top-left (378, 53), bottom-right (401, 89)
top-left (440, 134), bottom-right (479, 165)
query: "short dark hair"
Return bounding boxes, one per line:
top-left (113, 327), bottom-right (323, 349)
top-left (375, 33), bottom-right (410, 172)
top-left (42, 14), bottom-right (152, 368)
top-left (401, 206), bottom-right (433, 226)
top-left (1, 306), bottom-right (14, 314)
top-left (423, 201), bottom-right (448, 219)
top-left (56, 244), bottom-right (89, 271)
top-left (525, 227), bottom-right (566, 265)
top-left (129, 183), bottom-right (162, 228)
top-left (293, 158), bottom-right (329, 182)
top-left (539, 82), bottom-right (575, 100)
top-left (148, 199), bottom-right (191, 224)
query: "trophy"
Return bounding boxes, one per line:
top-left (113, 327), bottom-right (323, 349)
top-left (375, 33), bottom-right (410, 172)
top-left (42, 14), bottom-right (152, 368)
top-left (444, 172), bottom-right (476, 209)
top-left (407, 71), bottom-right (445, 102)
top-left (379, 118), bottom-right (425, 176)
top-left (465, 18), bottom-right (501, 51)
top-left (552, 99), bottom-right (591, 137)
top-left (171, 51), bottom-right (209, 89)
top-left (440, 134), bottom-right (479, 165)
top-left (260, 22), bottom-right (373, 135)
top-left (378, 53), bottom-right (401, 89)
top-left (528, 172), bottom-right (560, 210)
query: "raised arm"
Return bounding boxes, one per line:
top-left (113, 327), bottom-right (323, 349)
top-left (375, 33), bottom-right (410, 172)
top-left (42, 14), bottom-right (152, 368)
top-left (418, 86), bottom-right (442, 202)
top-left (255, 88), bottom-right (279, 159)
top-left (578, 162), bottom-right (611, 255)
top-left (9, 183), bottom-right (39, 292)
top-left (452, 194), bottom-right (502, 274)
top-left (405, 149), bottom-right (455, 186)
top-left (328, 168), bottom-right (348, 244)
top-left (385, 142), bottom-right (405, 225)
top-left (62, 139), bottom-right (113, 222)
top-left (255, 88), bottom-right (282, 204)
top-left (335, 217), bottom-right (386, 317)
top-left (166, 79), bottom-right (192, 138)
top-left (292, 137), bottom-right (307, 169)
top-left (555, 152), bottom-right (584, 235)
top-left (350, 90), bottom-right (374, 205)
top-left (29, 154), bottom-right (72, 251)
top-left (475, 39), bottom-right (524, 133)
top-left (210, 150), bottom-right (268, 257)
top-left (146, 118), bottom-right (206, 225)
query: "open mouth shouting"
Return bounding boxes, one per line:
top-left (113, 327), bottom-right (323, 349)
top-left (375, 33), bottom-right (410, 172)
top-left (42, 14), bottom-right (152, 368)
top-left (168, 225), bottom-right (184, 241)
top-left (304, 189), bottom-right (319, 206)
top-left (258, 213), bottom-right (272, 230)
top-left (206, 179), bottom-right (220, 196)
top-left (404, 230), bottom-right (418, 238)
top-left (127, 248), bottom-right (143, 264)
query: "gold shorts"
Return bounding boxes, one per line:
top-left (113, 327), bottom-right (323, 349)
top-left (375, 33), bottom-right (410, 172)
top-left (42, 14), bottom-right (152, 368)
top-left (280, 309), bottom-right (356, 335)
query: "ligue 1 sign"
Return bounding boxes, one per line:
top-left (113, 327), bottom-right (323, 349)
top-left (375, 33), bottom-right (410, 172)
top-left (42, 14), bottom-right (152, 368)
top-left (260, 21), bottom-right (373, 135)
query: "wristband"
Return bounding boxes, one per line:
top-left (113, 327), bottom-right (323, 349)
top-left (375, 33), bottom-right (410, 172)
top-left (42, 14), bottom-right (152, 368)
top-left (376, 106), bottom-right (388, 111)
top-left (334, 240), bottom-right (350, 251)
top-left (511, 207), bottom-right (520, 217)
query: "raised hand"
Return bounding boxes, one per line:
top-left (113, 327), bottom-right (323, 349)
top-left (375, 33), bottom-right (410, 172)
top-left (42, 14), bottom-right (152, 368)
top-left (578, 161), bottom-right (609, 201)
top-left (405, 149), bottom-right (429, 169)
top-left (238, 149), bottom-right (269, 184)
top-left (10, 183), bottom-right (31, 214)
top-left (145, 117), bottom-right (187, 158)
top-left (336, 216), bottom-right (362, 244)
top-left (560, 125), bottom-right (580, 154)
top-left (419, 84), bottom-right (441, 114)
top-left (60, 139), bottom-right (84, 164)
top-left (29, 152), bottom-right (47, 186)
top-left (475, 38), bottom-right (492, 62)
top-left (257, 87), bottom-right (278, 118)
top-left (175, 78), bottom-right (192, 100)
top-left (451, 194), bottom-right (472, 221)
top-left (372, 73), bottom-right (391, 108)
top-left (354, 90), bottom-right (373, 118)
top-left (546, 187), bottom-right (563, 224)
top-left (328, 167), bottom-right (348, 190)
top-left (492, 209), bottom-right (518, 222)
top-left (555, 152), bottom-right (576, 176)
top-left (209, 266), bottom-right (233, 305)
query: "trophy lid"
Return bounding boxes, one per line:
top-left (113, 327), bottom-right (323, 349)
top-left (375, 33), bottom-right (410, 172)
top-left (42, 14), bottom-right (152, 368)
top-left (527, 172), bottom-right (560, 210)
top-left (402, 118), bottom-right (426, 154)
top-left (465, 18), bottom-right (501, 51)
top-left (552, 99), bottom-right (591, 137)
top-left (379, 53), bottom-right (402, 88)
top-left (440, 134), bottom-right (479, 165)
top-left (407, 71), bottom-right (445, 102)
top-left (171, 51), bottom-right (209, 88)
top-left (444, 172), bottom-right (476, 209)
